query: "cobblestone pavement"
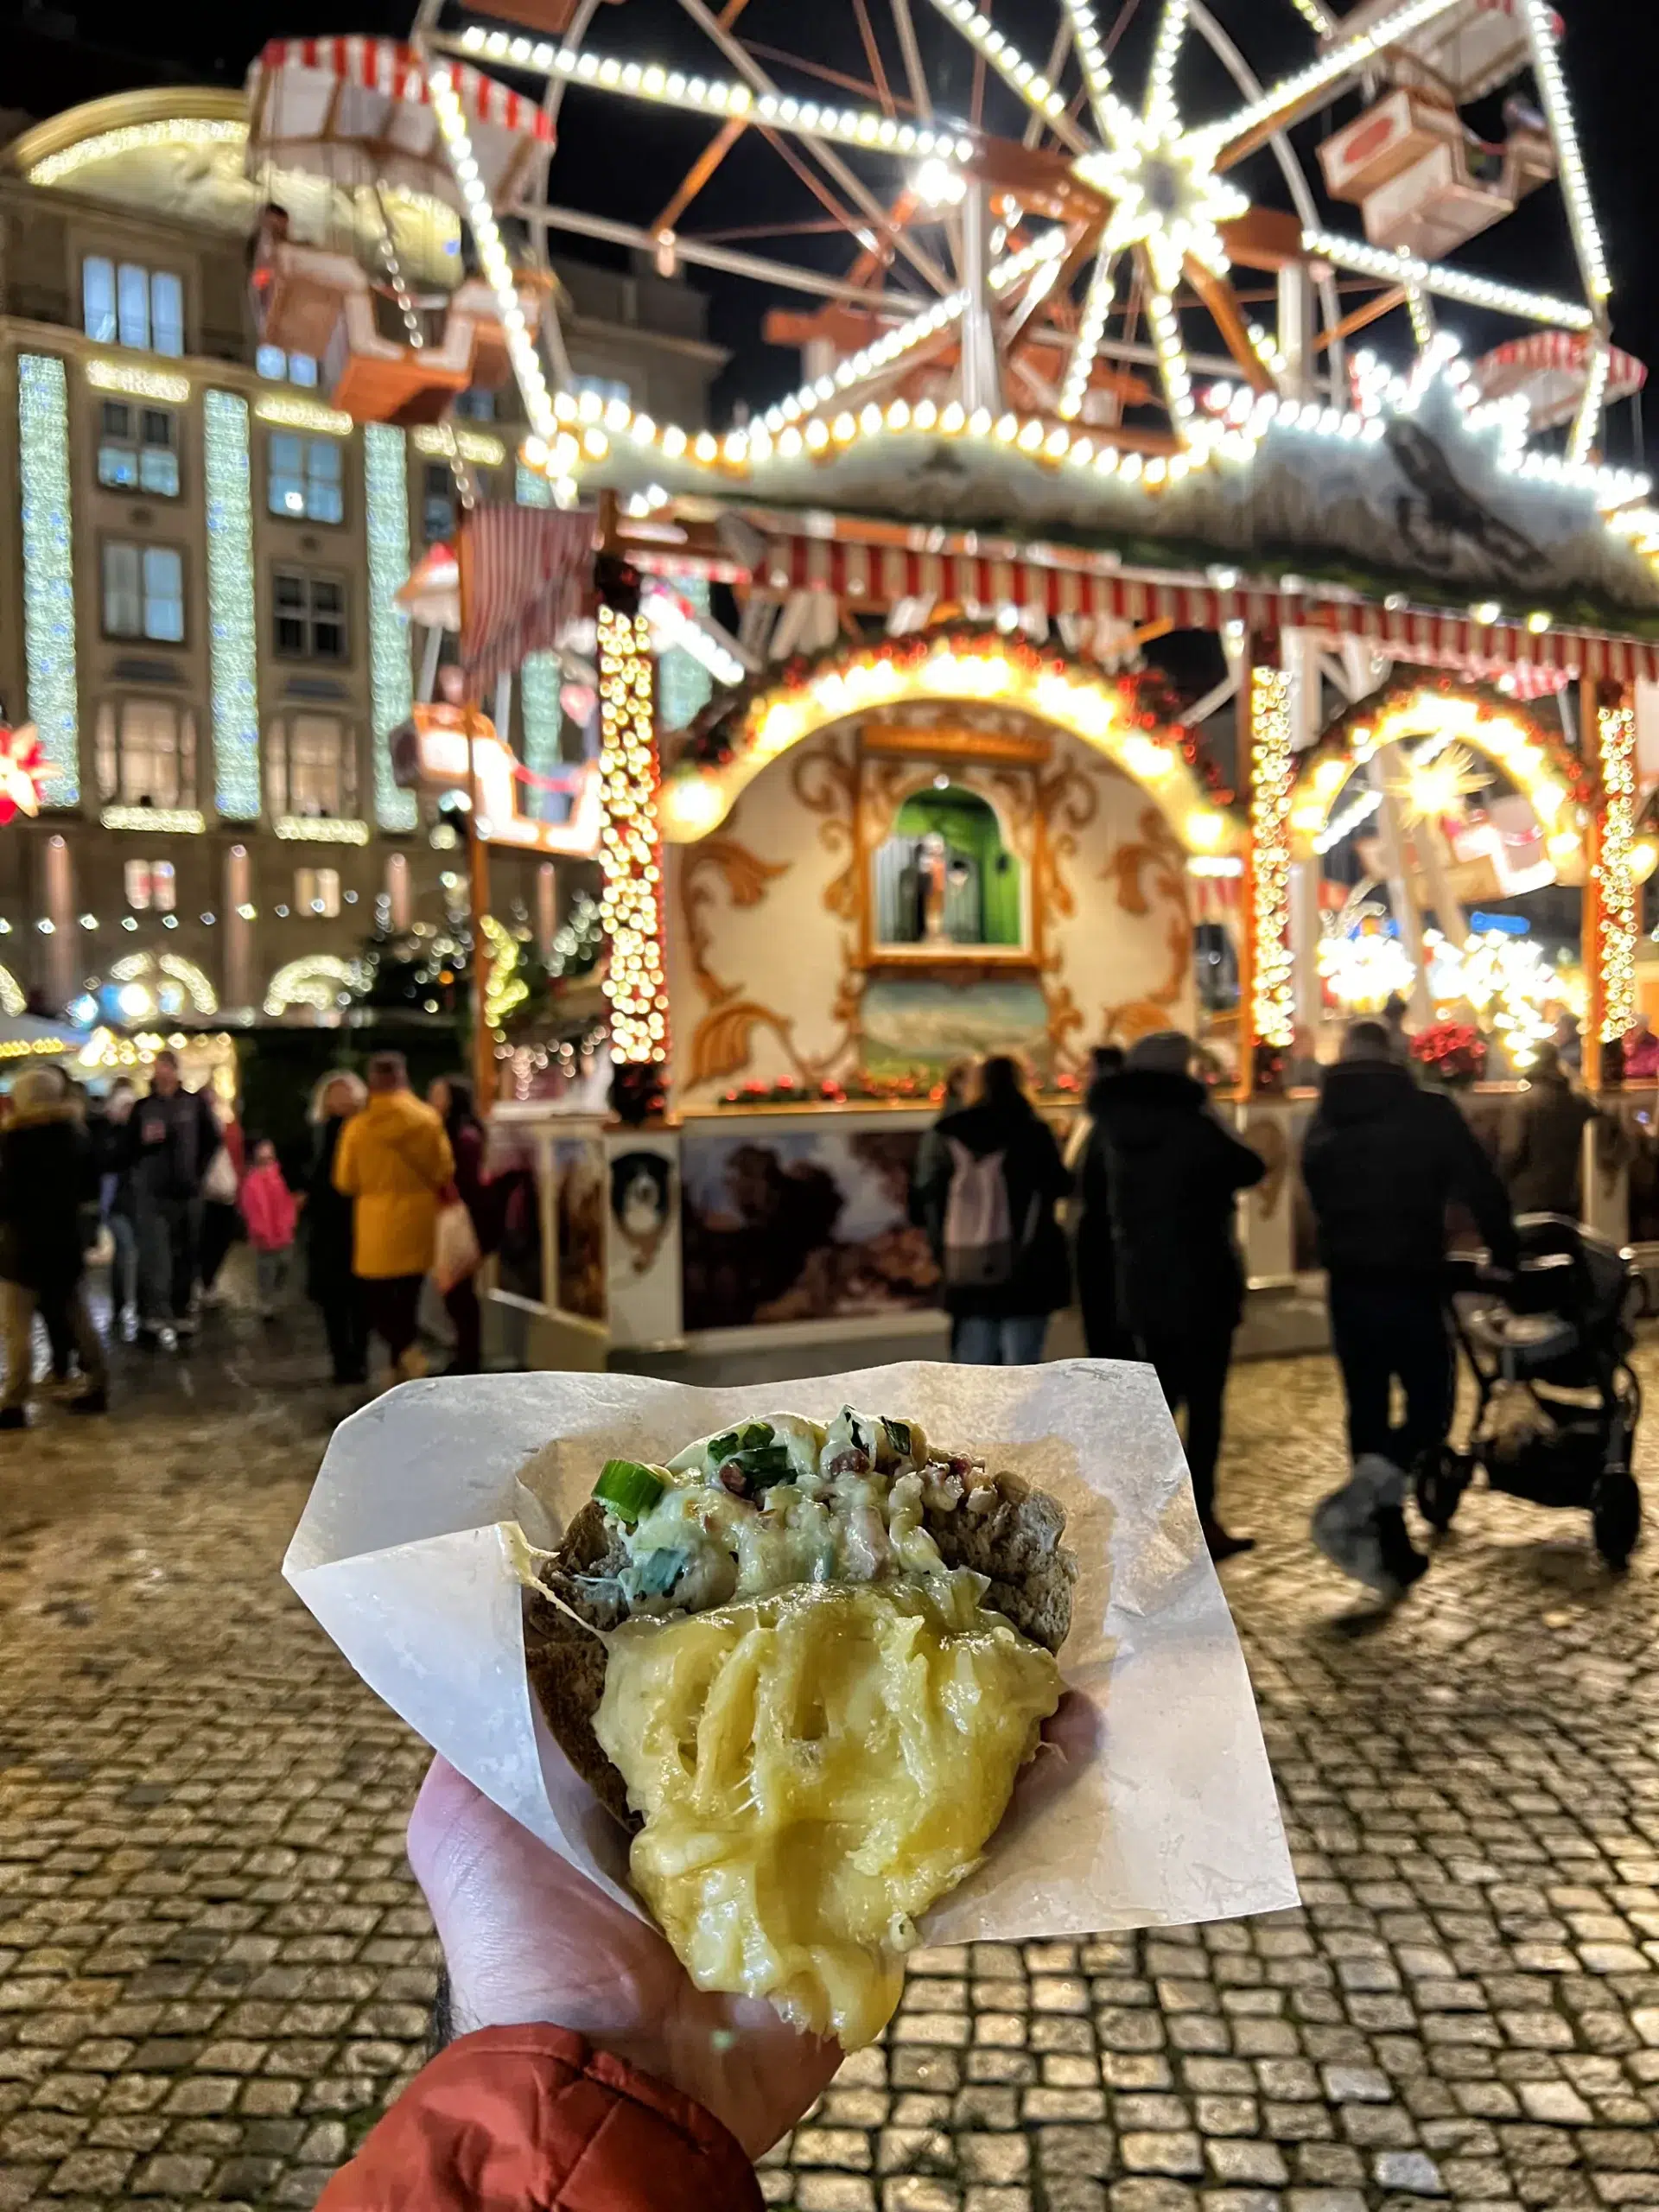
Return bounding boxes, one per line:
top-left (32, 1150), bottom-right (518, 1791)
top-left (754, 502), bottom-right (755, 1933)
top-left (4, 1305), bottom-right (1659, 2211)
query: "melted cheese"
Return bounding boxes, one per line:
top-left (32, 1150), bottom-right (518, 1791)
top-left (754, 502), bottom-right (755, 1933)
top-left (593, 1574), bottom-right (1060, 2049)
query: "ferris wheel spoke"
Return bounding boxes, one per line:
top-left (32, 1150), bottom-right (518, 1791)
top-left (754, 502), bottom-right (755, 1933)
top-left (1056, 0), bottom-right (1138, 147)
top-left (1057, 245), bottom-right (1117, 419)
top-left (1144, 270), bottom-right (1197, 442)
top-left (919, 0), bottom-right (1089, 154)
top-left (1143, 0), bottom-right (1189, 131)
top-left (671, 0), bottom-right (955, 292)
top-left (887, 0), bottom-right (934, 120)
top-left (1022, 15), bottom-right (1075, 149)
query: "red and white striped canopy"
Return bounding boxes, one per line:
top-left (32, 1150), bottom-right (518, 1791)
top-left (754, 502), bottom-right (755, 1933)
top-left (1473, 332), bottom-right (1648, 434)
top-left (760, 531), bottom-right (1659, 687)
top-left (245, 38), bottom-right (553, 214)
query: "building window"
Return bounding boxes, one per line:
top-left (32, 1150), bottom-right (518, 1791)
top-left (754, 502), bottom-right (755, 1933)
top-left (97, 401), bottom-right (179, 496)
top-left (265, 713), bottom-right (354, 818)
top-left (422, 461), bottom-right (456, 543)
top-left (82, 257), bottom-right (184, 356)
top-left (124, 858), bottom-right (177, 912)
top-left (272, 569), bottom-right (346, 661)
top-left (454, 387), bottom-right (495, 421)
top-left (268, 433), bottom-right (343, 524)
top-left (96, 701), bottom-right (197, 808)
top-left (256, 344), bottom-right (318, 386)
top-left (101, 543), bottom-right (185, 642)
top-left (296, 866), bottom-right (341, 918)
top-left (573, 375), bottom-right (631, 407)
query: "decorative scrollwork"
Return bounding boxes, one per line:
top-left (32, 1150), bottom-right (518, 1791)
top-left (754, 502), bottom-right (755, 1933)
top-left (680, 832), bottom-right (791, 1011)
top-left (1101, 804), bottom-right (1193, 1032)
top-left (791, 741), bottom-right (860, 920)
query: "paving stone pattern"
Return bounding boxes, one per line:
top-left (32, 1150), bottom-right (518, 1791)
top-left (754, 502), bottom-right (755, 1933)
top-left (4, 1320), bottom-right (1659, 2209)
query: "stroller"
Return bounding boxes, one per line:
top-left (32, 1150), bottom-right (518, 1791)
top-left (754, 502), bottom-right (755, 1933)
top-left (1417, 1216), bottom-right (1643, 1568)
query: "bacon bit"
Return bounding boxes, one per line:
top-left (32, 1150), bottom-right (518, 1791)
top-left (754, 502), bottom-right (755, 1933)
top-left (826, 1449), bottom-right (871, 1476)
top-left (716, 1461), bottom-right (751, 1498)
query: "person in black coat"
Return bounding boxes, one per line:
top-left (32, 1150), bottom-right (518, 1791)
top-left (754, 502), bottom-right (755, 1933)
top-left (306, 1071), bottom-right (369, 1385)
top-left (1072, 1046), bottom-right (1135, 1360)
top-left (0, 1066), bottom-right (107, 1425)
top-left (1302, 1020), bottom-right (1518, 1478)
top-left (1091, 1031), bottom-right (1266, 1559)
top-left (912, 1054), bottom-right (1071, 1366)
top-left (1504, 1043), bottom-right (1596, 1219)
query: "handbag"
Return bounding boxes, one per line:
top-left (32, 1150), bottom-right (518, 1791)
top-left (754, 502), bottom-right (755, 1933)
top-left (431, 1200), bottom-right (482, 1294)
top-left (201, 1146), bottom-right (238, 1205)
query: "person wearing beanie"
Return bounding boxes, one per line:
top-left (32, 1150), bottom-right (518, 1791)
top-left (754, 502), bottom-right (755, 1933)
top-left (0, 1066), bottom-right (108, 1426)
top-left (1090, 1032), bottom-right (1267, 1560)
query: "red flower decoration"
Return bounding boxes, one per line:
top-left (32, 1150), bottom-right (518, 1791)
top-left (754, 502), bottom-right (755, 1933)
top-left (0, 723), bottom-right (50, 827)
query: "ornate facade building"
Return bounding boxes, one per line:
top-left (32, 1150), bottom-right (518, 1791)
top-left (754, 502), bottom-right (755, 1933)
top-left (0, 86), bottom-right (722, 1032)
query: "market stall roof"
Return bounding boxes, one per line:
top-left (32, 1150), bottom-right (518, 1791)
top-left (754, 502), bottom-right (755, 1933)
top-left (245, 39), bottom-right (554, 215)
top-left (0, 1014), bottom-right (89, 1064)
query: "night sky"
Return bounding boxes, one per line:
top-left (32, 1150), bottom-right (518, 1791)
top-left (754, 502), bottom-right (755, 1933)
top-left (4, 0), bottom-right (1656, 437)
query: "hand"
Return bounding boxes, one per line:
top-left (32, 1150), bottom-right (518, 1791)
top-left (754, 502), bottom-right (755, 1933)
top-left (142, 1122), bottom-right (164, 1144)
top-left (406, 1757), bottom-right (840, 2159)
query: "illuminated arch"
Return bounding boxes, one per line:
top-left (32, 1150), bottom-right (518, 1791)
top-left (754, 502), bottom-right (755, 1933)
top-left (264, 955), bottom-right (367, 1019)
top-left (106, 950), bottom-right (219, 1019)
top-left (1288, 683), bottom-right (1595, 864)
top-left (659, 630), bottom-right (1242, 858)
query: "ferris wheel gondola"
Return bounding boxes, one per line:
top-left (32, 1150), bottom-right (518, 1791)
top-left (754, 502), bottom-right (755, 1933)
top-left (244, 36), bottom-right (550, 423)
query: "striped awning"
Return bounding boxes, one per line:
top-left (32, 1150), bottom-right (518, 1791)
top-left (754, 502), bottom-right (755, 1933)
top-left (758, 532), bottom-right (1659, 688)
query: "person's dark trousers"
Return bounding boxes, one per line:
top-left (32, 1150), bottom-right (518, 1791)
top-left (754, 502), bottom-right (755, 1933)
top-left (442, 1278), bottom-right (483, 1373)
top-left (136, 1196), bottom-right (199, 1325)
top-left (360, 1273), bottom-right (424, 1370)
top-left (40, 1290), bottom-right (74, 1380)
top-left (199, 1201), bottom-right (239, 1293)
top-left (1141, 1323), bottom-right (1234, 1522)
top-left (1081, 1285), bottom-right (1136, 1361)
top-left (317, 1282), bottom-right (368, 1383)
top-left (1326, 1273), bottom-right (1455, 1467)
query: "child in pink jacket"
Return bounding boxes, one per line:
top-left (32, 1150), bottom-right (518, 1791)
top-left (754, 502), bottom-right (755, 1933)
top-left (239, 1138), bottom-right (299, 1318)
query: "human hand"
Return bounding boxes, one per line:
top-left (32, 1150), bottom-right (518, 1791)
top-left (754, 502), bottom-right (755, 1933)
top-left (406, 1756), bottom-right (840, 2159)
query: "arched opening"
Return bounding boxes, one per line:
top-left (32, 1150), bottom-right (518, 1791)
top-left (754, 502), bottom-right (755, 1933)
top-left (874, 783), bottom-right (1024, 950)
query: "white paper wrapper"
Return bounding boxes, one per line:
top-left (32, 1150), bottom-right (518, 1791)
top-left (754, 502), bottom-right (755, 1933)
top-left (284, 1358), bottom-right (1297, 1939)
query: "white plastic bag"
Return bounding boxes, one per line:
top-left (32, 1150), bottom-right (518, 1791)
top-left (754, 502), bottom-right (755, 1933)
top-left (431, 1200), bottom-right (481, 1294)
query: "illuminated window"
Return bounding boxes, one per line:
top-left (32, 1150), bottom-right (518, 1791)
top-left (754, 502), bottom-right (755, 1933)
top-left (422, 461), bottom-right (456, 543)
top-left (96, 701), bottom-right (197, 808)
top-left (272, 569), bottom-right (346, 662)
top-left (82, 258), bottom-right (184, 355)
top-left (265, 714), bottom-right (353, 818)
top-left (268, 433), bottom-right (343, 524)
top-left (573, 375), bottom-right (630, 406)
top-left (296, 866), bottom-right (340, 918)
top-left (101, 542), bottom-right (185, 642)
top-left (124, 858), bottom-right (177, 913)
top-left (256, 345), bottom-right (318, 386)
top-left (97, 401), bottom-right (179, 496)
top-left (454, 386), bottom-right (495, 421)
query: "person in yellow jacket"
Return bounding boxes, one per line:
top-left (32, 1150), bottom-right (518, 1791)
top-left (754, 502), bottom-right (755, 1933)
top-left (334, 1052), bottom-right (455, 1382)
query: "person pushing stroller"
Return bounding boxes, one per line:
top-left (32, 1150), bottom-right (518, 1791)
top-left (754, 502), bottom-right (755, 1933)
top-left (1302, 1020), bottom-right (1518, 1592)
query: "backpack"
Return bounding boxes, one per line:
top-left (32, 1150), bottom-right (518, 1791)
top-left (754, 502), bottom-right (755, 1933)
top-left (942, 1139), bottom-right (1015, 1289)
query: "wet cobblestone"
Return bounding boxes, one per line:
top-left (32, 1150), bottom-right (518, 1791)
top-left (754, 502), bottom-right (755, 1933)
top-left (3, 1318), bottom-right (1659, 2207)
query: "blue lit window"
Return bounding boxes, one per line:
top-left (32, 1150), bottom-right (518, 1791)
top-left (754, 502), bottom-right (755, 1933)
top-left (97, 402), bottom-right (179, 497)
top-left (83, 257), bottom-right (186, 355)
top-left (455, 386), bottom-right (495, 421)
top-left (269, 432), bottom-right (343, 524)
top-left (103, 541), bottom-right (184, 641)
top-left (257, 345), bottom-right (320, 386)
top-left (423, 461), bottom-right (456, 543)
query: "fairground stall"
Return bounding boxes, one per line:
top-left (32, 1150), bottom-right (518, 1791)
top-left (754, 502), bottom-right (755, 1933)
top-left (277, 0), bottom-right (1659, 1364)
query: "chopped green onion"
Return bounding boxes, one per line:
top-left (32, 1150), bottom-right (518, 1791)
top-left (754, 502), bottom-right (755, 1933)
top-left (594, 1459), bottom-right (666, 1522)
top-left (706, 1430), bottom-right (741, 1462)
top-left (883, 1418), bottom-right (912, 1460)
top-left (737, 1421), bottom-right (775, 1452)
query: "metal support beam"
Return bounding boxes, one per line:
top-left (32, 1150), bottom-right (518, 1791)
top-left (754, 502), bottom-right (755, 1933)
top-left (960, 183), bottom-right (1001, 415)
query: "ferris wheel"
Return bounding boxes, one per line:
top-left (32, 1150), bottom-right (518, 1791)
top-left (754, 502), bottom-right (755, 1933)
top-left (410, 0), bottom-right (1627, 465)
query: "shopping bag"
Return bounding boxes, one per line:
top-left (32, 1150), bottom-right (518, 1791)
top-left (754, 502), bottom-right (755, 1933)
top-left (431, 1200), bottom-right (481, 1294)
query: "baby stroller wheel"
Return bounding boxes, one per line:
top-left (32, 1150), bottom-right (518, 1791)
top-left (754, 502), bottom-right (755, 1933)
top-left (1416, 1447), bottom-right (1472, 1533)
top-left (1592, 1470), bottom-right (1642, 1571)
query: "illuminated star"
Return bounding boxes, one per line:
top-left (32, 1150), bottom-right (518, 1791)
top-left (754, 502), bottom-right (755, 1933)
top-left (1075, 118), bottom-right (1248, 295)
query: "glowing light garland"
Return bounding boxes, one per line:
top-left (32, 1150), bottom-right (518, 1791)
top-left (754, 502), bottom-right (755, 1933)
top-left (1214, 0), bottom-right (1464, 148)
top-left (1597, 697), bottom-right (1637, 1044)
top-left (480, 912), bottom-right (529, 1035)
top-left (364, 423), bottom-right (418, 831)
top-left (203, 391), bottom-right (260, 820)
top-left (413, 424), bottom-right (505, 467)
top-left (923, 0), bottom-right (1069, 126)
top-left (456, 22), bottom-right (974, 159)
top-left (597, 594), bottom-right (669, 1065)
top-left (87, 359), bottom-right (189, 404)
top-left (101, 804), bottom-right (204, 834)
top-left (272, 816), bottom-right (370, 844)
top-left (1516, 0), bottom-right (1611, 303)
top-left (25, 117), bottom-right (246, 186)
top-left (1249, 665), bottom-right (1295, 1052)
top-left (264, 954), bottom-right (366, 1017)
top-left (253, 393), bottom-right (353, 437)
top-left (1300, 231), bottom-right (1593, 332)
top-left (18, 357), bottom-right (78, 804)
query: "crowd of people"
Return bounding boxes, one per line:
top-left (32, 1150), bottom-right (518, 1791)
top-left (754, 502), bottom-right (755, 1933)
top-left (910, 1019), bottom-right (1554, 1577)
top-left (0, 1048), bottom-right (499, 1426)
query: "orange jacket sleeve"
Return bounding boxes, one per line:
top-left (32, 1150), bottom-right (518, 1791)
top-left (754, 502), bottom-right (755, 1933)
top-left (314, 2025), bottom-right (764, 2212)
